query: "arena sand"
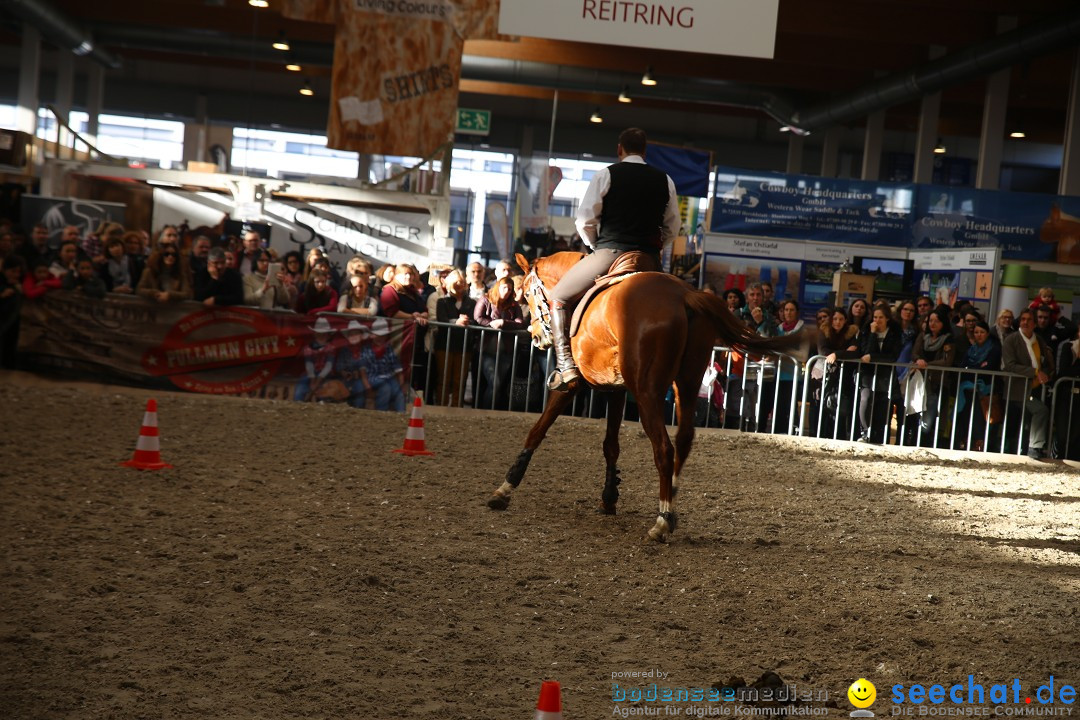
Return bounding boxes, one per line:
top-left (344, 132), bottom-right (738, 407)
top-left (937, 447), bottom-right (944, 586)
top-left (1, 374), bottom-right (1078, 719)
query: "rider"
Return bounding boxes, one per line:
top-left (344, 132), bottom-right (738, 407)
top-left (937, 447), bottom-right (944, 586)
top-left (547, 127), bottom-right (681, 391)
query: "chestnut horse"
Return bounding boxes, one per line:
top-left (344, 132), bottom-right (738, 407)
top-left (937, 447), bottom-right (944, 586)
top-left (487, 252), bottom-right (799, 541)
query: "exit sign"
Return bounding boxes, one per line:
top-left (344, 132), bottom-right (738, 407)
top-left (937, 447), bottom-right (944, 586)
top-left (456, 108), bottom-right (491, 136)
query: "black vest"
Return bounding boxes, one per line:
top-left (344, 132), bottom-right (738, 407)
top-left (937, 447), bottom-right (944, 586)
top-left (596, 161), bottom-right (670, 251)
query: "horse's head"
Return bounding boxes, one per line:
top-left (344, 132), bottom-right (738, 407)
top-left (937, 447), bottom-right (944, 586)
top-left (516, 252), bottom-right (553, 350)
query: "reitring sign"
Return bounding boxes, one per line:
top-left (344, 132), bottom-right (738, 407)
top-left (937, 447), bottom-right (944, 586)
top-left (498, 0), bottom-right (779, 59)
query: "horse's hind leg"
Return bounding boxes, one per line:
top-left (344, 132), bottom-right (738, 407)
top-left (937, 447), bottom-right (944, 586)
top-left (487, 385), bottom-right (579, 510)
top-left (600, 390), bottom-right (627, 514)
top-left (634, 391), bottom-right (676, 541)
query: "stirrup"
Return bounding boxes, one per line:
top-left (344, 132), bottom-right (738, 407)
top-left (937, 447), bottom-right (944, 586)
top-left (547, 368), bottom-right (580, 392)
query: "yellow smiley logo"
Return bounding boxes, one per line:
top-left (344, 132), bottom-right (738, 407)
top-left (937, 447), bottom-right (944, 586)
top-left (848, 678), bottom-right (877, 709)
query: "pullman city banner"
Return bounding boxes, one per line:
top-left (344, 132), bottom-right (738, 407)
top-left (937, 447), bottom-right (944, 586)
top-left (18, 293), bottom-right (414, 404)
top-left (280, 0), bottom-right (502, 157)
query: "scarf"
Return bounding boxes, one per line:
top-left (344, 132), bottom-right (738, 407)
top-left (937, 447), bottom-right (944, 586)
top-left (781, 318), bottom-right (802, 333)
top-left (963, 339), bottom-right (993, 368)
top-left (921, 331), bottom-right (949, 356)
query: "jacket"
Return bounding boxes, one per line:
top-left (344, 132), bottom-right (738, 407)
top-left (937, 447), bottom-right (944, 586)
top-left (1000, 330), bottom-right (1054, 403)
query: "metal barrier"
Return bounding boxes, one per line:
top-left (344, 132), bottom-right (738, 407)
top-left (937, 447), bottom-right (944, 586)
top-left (409, 319), bottom-right (1065, 458)
top-left (1049, 375), bottom-right (1080, 460)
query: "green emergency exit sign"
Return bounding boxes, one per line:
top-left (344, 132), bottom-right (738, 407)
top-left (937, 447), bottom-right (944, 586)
top-left (456, 108), bottom-right (491, 136)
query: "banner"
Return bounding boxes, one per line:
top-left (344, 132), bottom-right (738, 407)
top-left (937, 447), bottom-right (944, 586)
top-left (498, 0), bottom-right (779, 59)
top-left (710, 167), bottom-right (914, 246)
top-left (21, 195), bottom-right (126, 250)
top-left (517, 157), bottom-right (551, 232)
top-left (18, 292), bottom-right (415, 404)
top-left (648, 143), bottom-right (711, 198)
top-left (281, 0), bottom-right (502, 157)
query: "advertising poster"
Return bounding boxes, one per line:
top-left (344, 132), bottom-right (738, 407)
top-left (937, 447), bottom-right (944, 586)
top-left (711, 166), bottom-right (913, 246)
top-left (911, 248), bottom-right (1001, 318)
top-left (21, 195), bottom-right (127, 249)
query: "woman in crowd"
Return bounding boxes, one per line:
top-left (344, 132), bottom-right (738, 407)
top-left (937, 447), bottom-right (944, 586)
top-left (473, 276), bottom-right (526, 409)
top-left (137, 244), bottom-right (192, 303)
top-left (991, 308), bottom-right (1016, 345)
top-left (282, 251), bottom-right (303, 288)
top-left (243, 250), bottom-right (294, 309)
top-left (955, 320), bottom-right (1003, 452)
top-left (337, 272), bottom-right (379, 316)
top-left (374, 263), bottom-right (396, 292)
top-left (23, 260), bottom-right (62, 299)
top-left (896, 300), bottom-right (920, 351)
top-left (814, 307), bottom-right (861, 439)
top-left (380, 264), bottom-right (428, 326)
top-left (340, 255), bottom-right (373, 296)
top-left (771, 299), bottom-right (806, 434)
top-left (433, 268), bottom-right (476, 406)
top-left (300, 247), bottom-right (326, 292)
top-left (910, 306), bottom-right (958, 447)
top-left (723, 288), bottom-right (745, 314)
top-left (856, 305), bottom-right (902, 443)
top-left (99, 235), bottom-right (137, 294)
top-left (295, 267), bottom-right (338, 315)
top-left (847, 297), bottom-right (870, 333)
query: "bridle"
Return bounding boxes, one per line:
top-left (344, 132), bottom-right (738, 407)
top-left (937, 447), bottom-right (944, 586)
top-left (523, 267), bottom-right (553, 349)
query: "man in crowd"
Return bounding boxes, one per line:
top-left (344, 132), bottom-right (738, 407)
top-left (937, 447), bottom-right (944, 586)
top-left (189, 235), bottom-right (211, 276)
top-left (737, 282), bottom-right (779, 337)
top-left (238, 228), bottom-right (263, 276)
top-left (20, 223), bottom-right (51, 268)
top-left (466, 261), bottom-right (488, 300)
top-left (1001, 308), bottom-right (1055, 460)
top-left (49, 240), bottom-right (79, 279)
top-left (1034, 303), bottom-right (1076, 358)
top-left (194, 247), bottom-right (244, 306)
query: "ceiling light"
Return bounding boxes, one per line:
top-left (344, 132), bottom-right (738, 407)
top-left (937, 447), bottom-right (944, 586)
top-left (300, 79), bottom-right (314, 96)
top-left (248, 0), bottom-right (269, 7)
top-left (618, 86), bottom-right (632, 103)
top-left (1009, 131), bottom-right (1026, 139)
top-left (779, 126), bottom-right (791, 133)
top-left (285, 60), bottom-right (302, 72)
top-left (933, 140), bottom-right (946, 154)
top-left (641, 66), bottom-right (657, 86)
top-left (589, 107), bottom-right (603, 124)
top-left (272, 31), bottom-right (290, 51)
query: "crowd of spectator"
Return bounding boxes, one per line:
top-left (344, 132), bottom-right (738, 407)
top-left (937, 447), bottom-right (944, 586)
top-left (710, 281), bottom-right (1080, 460)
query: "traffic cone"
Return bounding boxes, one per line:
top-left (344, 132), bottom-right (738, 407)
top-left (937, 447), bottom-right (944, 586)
top-left (120, 398), bottom-right (173, 470)
top-left (392, 395), bottom-right (435, 456)
top-left (536, 680), bottom-right (563, 720)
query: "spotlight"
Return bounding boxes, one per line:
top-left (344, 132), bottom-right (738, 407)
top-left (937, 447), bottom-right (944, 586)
top-left (300, 79), bottom-right (314, 96)
top-left (618, 86), bottom-right (632, 103)
top-left (933, 139), bottom-right (946, 154)
top-left (1009, 131), bottom-right (1026, 139)
top-left (248, 0), bottom-right (269, 7)
top-left (641, 66), bottom-right (657, 86)
top-left (272, 31), bottom-right (290, 51)
top-left (285, 57), bottom-right (302, 72)
top-left (589, 107), bottom-right (603, 124)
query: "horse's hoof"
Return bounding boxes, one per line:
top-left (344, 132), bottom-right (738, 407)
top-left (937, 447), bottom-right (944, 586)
top-left (597, 503), bottom-right (617, 515)
top-left (647, 517), bottom-right (670, 542)
top-left (487, 493), bottom-right (511, 511)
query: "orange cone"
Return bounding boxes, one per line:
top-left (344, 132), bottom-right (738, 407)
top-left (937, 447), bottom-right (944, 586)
top-left (392, 395), bottom-right (435, 456)
top-left (535, 680), bottom-right (563, 720)
top-left (121, 398), bottom-right (173, 470)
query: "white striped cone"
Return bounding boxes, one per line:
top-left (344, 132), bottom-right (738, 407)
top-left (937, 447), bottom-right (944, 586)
top-left (121, 398), bottom-right (173, 470)
top-left (392, 396), bottom-right (434, 456)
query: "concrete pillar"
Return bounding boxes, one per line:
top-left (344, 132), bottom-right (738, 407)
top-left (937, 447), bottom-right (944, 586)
top-left (55, 52), bottom-right (75, 152)
top-left (820, 126), bottom-right (842, 177)
top-left (914, 46), bottom-right (947, 185)
top-left (976, 17), bottom-right (1017, 190)
top-left (85, 63), bottom-right (105, 147)
top-left (861, 110), bottom-right (885, 181)
top-left (16, 25), bottom-right (41, 136)
top-left (1060, 49), bottom-right (1080, 197)
top-left (785, 134), bottom-right (804, 174)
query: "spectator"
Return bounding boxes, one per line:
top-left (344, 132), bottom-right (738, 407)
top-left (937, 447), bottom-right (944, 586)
top-left (723, 288), bottom-right (745, 314)
top-left (301, 247), bottom-right (326, 290)
top-left (357, 317), bottom-right (407, 411)
top-left (50, 240), bottom-right (81, 280)
top-left (62, 258), bottom-right (107, 299)
top-left (433, 268), bottom-right (476, 406)
top-left (98, 236), bottom-right (138, 294)
top-left (189, 235), bottom-right (212, 277)
top-left (380, 264), bottom-right (428, 326)
top-left (847, 297), bottom-right (870, 333)
top-left (1054, 324), bottom-right (1080, 460)
top-left (772, 299), bottom-right (806, 434)
top-left (61, 224), bottom-right (81, 247)
top-left (960, 308), bottom-right (981, 347)
top-left (736, 283), bottom-right (778, 337)
top-left (138, 245), bottom-right (193, 303)
top-left (194, 247), bottom-right (244, 306)
top-left (224, 248), bottom-right (239, 270)
top-left (295, 267), bottom-right (338, 315)
top-left (294, 316), bottom-right (338, 402)
top-left (473, 276), bottom-right (526, 409)
top-left (760, 280), bottom-right (778, 319)
top-left (374, 263), bottom-right (396, 293)
top-left (1034, 303), bottom-right (1076, 358)
top-left (896, 300), bottom-right (919, 350)
top-left (154, 225), bottom-right (181, 252)
top-left (237, 228), bottom-right (262, 276)
top-left (1028, 287), bottom-right (1061, 324)
top-left (121, 231), bottom-right (147, 282)
top-left (815, 307), bottom-right (860, 439)
top-left (337, 272), bottom-right (378, 316)
top-left (282, 250), bottom-right (303, 289)
top-left (494, 258), bottom-right (513, 284)
top-left (466, 261), bottom-right (487, 300)
top-left (0, 255), bottom-right (25, 368)
top-left (243, 250), bottom-right (293, 309)
top-left (992, 308), bottom-right (1016, 345)
top-left (21, 223), bottom-right (51, 268)
top-left (855, 305), bottom-right (902, 443)
top-left (955, 320), bottom-right (1003, 452)
top-left (1001, 308), bottom-right (1054, 460)
top-left (340, 256), bottom-right (374, 296)
top-left (911, 306), bottom-right (958, 447)
top-left (23, 261), bottom-right (62, 299)
top-left (915, 295), bottom-right (934, 327)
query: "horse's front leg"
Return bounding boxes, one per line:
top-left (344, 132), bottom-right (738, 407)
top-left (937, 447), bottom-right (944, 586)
top-left (487, 384), bottom-right (579, 510)
top-left (599, 390), bottom-right (626, 514)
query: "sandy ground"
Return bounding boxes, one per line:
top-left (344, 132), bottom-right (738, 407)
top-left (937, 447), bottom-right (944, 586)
top-left (1, 372), bottom-right (1079, 719)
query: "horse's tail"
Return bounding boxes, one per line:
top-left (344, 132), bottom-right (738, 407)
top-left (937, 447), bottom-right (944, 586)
top-left (683, 290), bottom-right (803, 355)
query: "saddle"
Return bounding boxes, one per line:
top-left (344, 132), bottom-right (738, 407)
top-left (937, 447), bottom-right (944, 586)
top-left (569, 251), bottom-right (659, 337)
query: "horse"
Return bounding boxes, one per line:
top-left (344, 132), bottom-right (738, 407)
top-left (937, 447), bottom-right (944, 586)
top-left (486, 252), bottom-right (800, 541)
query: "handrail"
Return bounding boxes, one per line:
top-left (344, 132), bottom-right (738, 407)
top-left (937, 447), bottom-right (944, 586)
top-left (370, 142), bottom-right (452, 194)
top-left (43, 104), bottom-right (122, 164)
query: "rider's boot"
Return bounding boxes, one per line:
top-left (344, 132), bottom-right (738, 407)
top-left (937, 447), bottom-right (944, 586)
top-left (547, 300), bottom-right (580, 391)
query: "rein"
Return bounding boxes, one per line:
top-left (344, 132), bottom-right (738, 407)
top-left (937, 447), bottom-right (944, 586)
top-left (524, 267), bottom-right (553, 348)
